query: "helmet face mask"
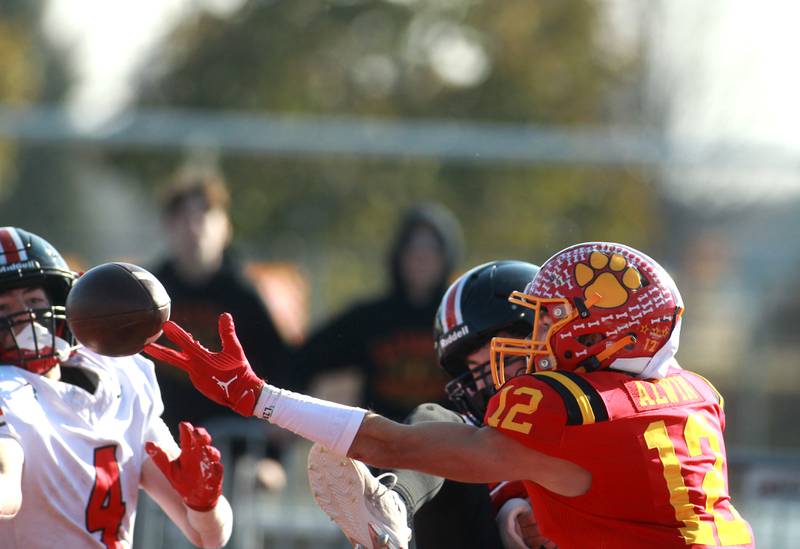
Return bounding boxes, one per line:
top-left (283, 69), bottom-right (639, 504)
top-left (490, 243), bottom-right (684, 388)
top-left (0, 227), bottom-right (78, 374)
top-left (434, 260), bottom-right (540, 424)
top-left (0, 306), bottom-right (72, 375)
top-left (445, 370), bottom-right (490, 426)
top-left (490, 293), bottom-right (579, 386)
top-left (446, 344), bottom-right (529, 424)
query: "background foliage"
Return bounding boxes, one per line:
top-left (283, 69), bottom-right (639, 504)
top-left (99, 0), bottom-right (659, 312)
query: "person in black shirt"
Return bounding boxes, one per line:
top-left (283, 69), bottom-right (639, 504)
top-left (349, 260), bottom-right (542, 549)
top-left (293, 202), bottom-right (463, 421)
top-left (150, 171), bottom-right (289, 442)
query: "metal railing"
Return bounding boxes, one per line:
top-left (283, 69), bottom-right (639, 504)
top-left (2, 104), bottom-right (798, 169)
top-left (133, 418), bottom-right (348, 549)
top-left (132, 418), bottom-right (800, 548)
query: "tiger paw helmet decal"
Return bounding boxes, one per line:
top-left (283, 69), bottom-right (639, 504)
top-left (491, 242), bottom-right (685, 381)
top-left (574, 251), bottom-right (642, 308)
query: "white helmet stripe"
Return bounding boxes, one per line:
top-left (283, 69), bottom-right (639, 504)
top-left (0, 227), bottom-right (27, 265)
top-left (440, 272), bottom-right (468, 333)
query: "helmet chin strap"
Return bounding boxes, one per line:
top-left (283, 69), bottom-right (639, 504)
top-left (596, 335), bottom-right (637, 363)
top-left (574, 293), bottom-right (634, 373)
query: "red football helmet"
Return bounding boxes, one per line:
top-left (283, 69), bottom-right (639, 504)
top-left (490, 242), bottom-right (684, 387)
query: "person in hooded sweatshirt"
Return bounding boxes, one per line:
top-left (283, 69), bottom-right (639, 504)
top-left (292, 202), bottom-right (464, 421)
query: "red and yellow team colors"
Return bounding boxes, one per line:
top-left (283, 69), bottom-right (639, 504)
top-left (484, 366), bottom-right (754, 549)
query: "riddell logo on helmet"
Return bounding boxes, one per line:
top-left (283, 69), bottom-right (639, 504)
top-left (0, 260), bottom-right (36, 273)
top-left (439, 325), bottom-right (470, 350)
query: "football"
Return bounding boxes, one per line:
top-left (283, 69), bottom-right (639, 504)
top-left (66, 262), bottom-right (171, 357)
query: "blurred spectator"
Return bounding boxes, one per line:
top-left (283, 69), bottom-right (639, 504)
top-left (150, 170), bottom-right (290, 445)
top-left (293, 202), bottom-right (464, 421)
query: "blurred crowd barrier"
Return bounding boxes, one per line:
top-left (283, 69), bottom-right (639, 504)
top-left (131, 417), bottom-right (800, 549)
top-left (133, 419), bottom-right (350, 549)
top-left (730, 451), bottom-right (800, 547)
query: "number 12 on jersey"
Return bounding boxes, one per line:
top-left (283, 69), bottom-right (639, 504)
top-left (486, 385), bottom-right (543, 435)
top-left (645, 414), bottom-right (751, 546)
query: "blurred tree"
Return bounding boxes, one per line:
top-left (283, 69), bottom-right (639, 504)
top-left (0, 2), bottom-right (43, 199)
top-left (0, 0), bottom-right (81, 252)
top-left (111, 0), bottom-right (659, 317)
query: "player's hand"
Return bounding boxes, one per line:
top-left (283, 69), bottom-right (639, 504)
top-left (146, 422), bottom-right (224, 512)
top-left (496, 497), bottom-right (557, 549)
top-left (144, 313), bottom-right (265, 416)
top-left (490, 480), bottom-right (529, 514)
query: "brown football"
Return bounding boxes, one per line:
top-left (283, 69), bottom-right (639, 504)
top-left (66, 262), bottom-right (171, 357)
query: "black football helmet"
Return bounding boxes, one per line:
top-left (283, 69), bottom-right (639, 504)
top-left (434, 260), bottom-right (539, 424)
top-left (0, 227), bottom-right (78, 374)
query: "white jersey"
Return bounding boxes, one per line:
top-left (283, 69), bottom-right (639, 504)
top-left (0, 348), bottom-right (177, 549)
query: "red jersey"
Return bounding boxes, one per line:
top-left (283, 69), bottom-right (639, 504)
top-left (483, 366), bottom-right (754, 549)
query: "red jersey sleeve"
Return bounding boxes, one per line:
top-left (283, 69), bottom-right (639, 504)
top-left (483, 374), bottom-right (569, 450)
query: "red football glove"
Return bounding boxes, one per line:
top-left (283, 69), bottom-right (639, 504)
top-left (144, 313), bottom-right (265, 416)
top-left (146, 422), bottom-right (224, 512)
top-left (490, 480), bottom-right (529, 515)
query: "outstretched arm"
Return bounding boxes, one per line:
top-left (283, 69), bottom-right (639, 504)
top-left (0, 437), bottom-right (23, 519)
top-left (350, 414), bottom-right (589, 495)
top-left (146, 315), bottom-right (590, 496)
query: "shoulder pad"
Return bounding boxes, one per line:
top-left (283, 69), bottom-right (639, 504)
top-left (531, 371), bottom-right (609, 426)
top-left (683, 371), bottom-right (724, 410)
top-left (0, 371), bottom-right (32, 397)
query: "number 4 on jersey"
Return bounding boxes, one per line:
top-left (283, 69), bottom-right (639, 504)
top-left (86, 445), bottom-right (126, 549)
